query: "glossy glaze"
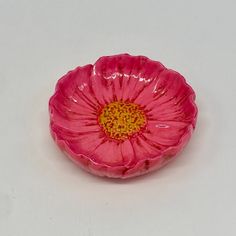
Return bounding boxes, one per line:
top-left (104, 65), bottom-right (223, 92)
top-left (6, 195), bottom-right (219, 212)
top-left (49, 54), bottom-right (198, 178)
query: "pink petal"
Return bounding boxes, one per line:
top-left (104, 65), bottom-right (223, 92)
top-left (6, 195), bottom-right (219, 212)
top-left (143, 120), bottom-right (192, 147)
top-left (120, 140), bottom-right (136, 165)
top-left (50, 92), bottom-right (97, 122)
top-left (130, 136), bottom-right (162, 161)
top-left (142, 70), bottom-right (197, 125)
top-left (61, 131), bottom-right (105, 159)
top-left (54, 64), bottom-right (101, 110)
top-left (90, 141), bottom-right (124, 165)
top-left (50, 115), bottom-right (99, 134)
top-left (49, 65), bottom-right (102, 135)
top-left (91, 54), bottom-right (165, 104)
top-left (50, 121), bottom-right (101, 141)
top-left (136, 69), bottom-right (194, 106)
top-left (147, 97), bottom-right (197, 126)
top-left (90, 139), bottom-right (135, 166)
top-left (123, 158), bottom-right (164, 178)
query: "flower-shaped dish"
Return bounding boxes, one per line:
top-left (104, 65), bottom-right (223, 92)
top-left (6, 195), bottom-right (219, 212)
top-left (49, 54), bottom-right (198, 179)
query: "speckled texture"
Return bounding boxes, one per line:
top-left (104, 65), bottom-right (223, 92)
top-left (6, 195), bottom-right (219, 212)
top-left (49, 54), bottom-right (198, 178)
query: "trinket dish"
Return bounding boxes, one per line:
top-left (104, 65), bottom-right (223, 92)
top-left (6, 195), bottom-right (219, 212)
top-left (49, 54), bottom-right (198, 178)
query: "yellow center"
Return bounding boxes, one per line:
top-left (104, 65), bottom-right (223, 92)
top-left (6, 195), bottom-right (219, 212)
top-left (98, 101), bottom-right (146, 141)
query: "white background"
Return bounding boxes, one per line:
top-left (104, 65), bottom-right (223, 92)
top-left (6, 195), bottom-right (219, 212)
top-left (0, 0), bottom-right (236, 235)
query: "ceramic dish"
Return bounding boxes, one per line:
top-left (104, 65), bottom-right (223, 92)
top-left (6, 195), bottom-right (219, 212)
top-left (49, 54), bottom-right (198, 178)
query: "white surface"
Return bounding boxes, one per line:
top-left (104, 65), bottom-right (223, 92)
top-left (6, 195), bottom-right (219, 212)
top-left (0, 0), bottom-right (236, 235)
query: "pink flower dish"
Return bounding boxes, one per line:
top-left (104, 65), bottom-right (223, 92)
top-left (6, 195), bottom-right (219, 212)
top-left (49, 54), bottom-right (198, 179)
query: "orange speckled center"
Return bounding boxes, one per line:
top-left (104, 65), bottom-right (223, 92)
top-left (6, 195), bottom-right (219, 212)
top-left (99, 101), bottom-right (147, 141)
